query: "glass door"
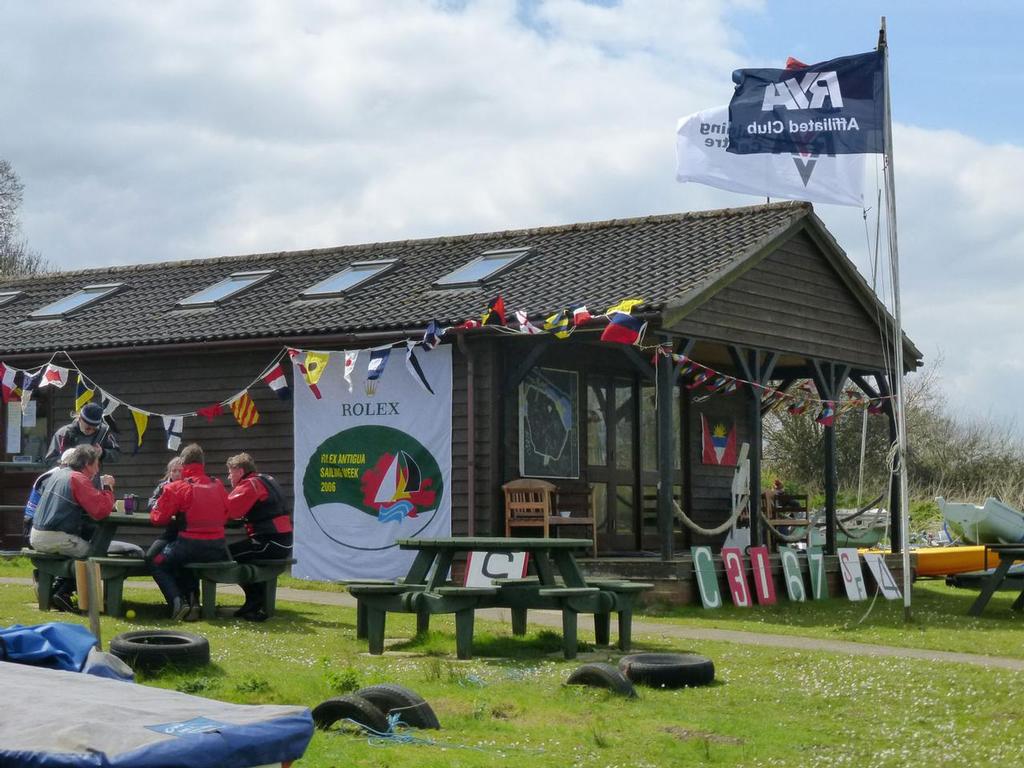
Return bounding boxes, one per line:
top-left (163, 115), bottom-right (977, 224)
top-left (586, 375), bottom-right (640, 552)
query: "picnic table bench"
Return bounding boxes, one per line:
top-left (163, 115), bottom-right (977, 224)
top-left (183, 559), bottom-right (296, 619)
top-left (968, 545), bottom-right (1024, 616)
top-left (350, 537), bottom-right (652, 660)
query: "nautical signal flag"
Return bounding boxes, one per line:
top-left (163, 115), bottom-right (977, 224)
top-left (74, 374), bottom-right (95, 412)
top-left (289, 348), bottom-right (321, 400)
top-left (605, 298), bottom-right (644, 315)
top-left (543, 310), bottom-right (571, 339)
top-left (230, 392), bottom-right (260, 429)
top-left (787, 398), bottom-right (808, 416)
top-left (196, 403), bottom-right (224, 422)
top-left (0, 364), bottom-right (20, 403)
top-left (600, 311), bottom-right (647, 346)
top-left (20, 369), bottom-right (41, 412)
top-left (366, 347), bottom-right (391, 395)
top-left (39, 364), bottom-right (69, 389)
top-left (571, 304), bottom-right (592, 326)
top-left (815, 401), bottom-right (836, 427)
top-left (868, 397), bottom-right (886, 415)
top-left (304, 352), bottom-right (330, 386)
top-left (515, 310), bottom-right (542, 335)
top-left (162, 415), bottom-right (184, 451)
top-left (262, 363), bottom-right (291, 401)
top-left (100, 390), bottom-right (121, 416)
top-left (130, 409), bottom-right (149, 453)
top-left (701, 415), bottom-right (738, 466)
top-left (405, 341), bottom-right (435, 395)
top-left (422, 320), bottom-right (443, 350)
top-left (343, 351), bottom-right (358, 393)
top-left (481, 296), bottom-right (507, 326)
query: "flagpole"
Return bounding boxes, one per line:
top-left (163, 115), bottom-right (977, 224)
top-left (878, 17), bottom-right (912, 621)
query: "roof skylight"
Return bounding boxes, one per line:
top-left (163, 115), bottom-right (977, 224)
top-left (435, 248), bottom-right (533, 287)
top-left (177, 270), bottom-right (275, 307)
top-left (29, 284), bottom-right (123, 319)
top-left (302, 260), bottom-right (397, 298)
top-left (0, 291), bottom-right (23, 307)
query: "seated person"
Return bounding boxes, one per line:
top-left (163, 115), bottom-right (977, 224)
top-left (23, 448), bottom-right (76, 542)
top-left (226, 452), bottom-right (294, 622)
top-left (766, 479), bottom-right (805, 517)
top-left (150, 443), bottom-right (234, 621)
top-left (145, 456), bottom-right (184, 563)
top-left (29, 445), bottom-right (116, 612)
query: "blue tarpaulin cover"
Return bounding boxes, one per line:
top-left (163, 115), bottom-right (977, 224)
top-left (0, 622), bottom-right (97, 671)
top-left (0, 661), bottom-right (313, 767)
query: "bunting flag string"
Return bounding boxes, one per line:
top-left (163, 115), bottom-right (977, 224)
top-left (0, 293), bottom-right (899, 456)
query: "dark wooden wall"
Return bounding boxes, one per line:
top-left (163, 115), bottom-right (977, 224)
top-left (686, 391), bottom-right (749, 545)
top-left (672, 230), bottom-right (890, 370)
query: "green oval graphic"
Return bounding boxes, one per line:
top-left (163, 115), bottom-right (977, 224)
top-left (303, 425), bottom-right (443, 522)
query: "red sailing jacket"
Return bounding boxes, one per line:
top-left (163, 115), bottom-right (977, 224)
top-left (150, 463), bottom-right (234, 540)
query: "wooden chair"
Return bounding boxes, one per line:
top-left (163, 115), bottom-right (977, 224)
top-left (503, 479), bottom-right (557, 538)
top-left (502, 479), bottom-right (598, 558)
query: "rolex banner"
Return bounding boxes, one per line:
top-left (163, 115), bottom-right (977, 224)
top-left (293, 345), bottom-right (452, 581)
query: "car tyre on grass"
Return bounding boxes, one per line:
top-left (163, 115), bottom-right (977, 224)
top-left (109, 630), bottom-right (210, 672)
top-left (312, 693), bottom-right (390, 734)
top-left (618, 652), bottom-right (715, 688)
top-left (566, 662), bottom-right (637, 698)
top-left (355, 683), bottom-right (441, 729)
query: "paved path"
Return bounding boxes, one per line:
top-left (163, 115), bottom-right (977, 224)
top-left (5, 576), bottom-right (1024, 671)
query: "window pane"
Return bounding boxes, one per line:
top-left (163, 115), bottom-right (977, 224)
top-left (589, 482), bottom-right (607, 531)
top-left (178, 271), bottom-right (272, 306)
top-left (614, 381), bottom-right (634, 470)
top-left (31, 284), bottom-right (121, 318)
top-left (303, 262), bottom-right (391, 296)
top-left (614, 484), bottom-right (635, 535)
top-left (586, 383), bottom-right (607, 466)
top-left (436, 249), bottom-right (530, 286)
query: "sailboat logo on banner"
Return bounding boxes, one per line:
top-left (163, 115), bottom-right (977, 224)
top-left (364, 450), bottom-right (434, 522)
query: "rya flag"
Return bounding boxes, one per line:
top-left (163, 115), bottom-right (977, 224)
top-left (727, 49), bottom-right (885, 156)
top-left (288, 349), bottom-right (321, 400)
top-left (366, 347), bottom-right (391, 395)
top-left (676, 105), bottom-right (865, 207)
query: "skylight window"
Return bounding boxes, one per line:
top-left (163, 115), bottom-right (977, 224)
top-left (435, 248), bottom-right (533, 287)
top-left (302, 260), bottom-right (397, 298)
top-left (177, 270), bottom-right (275, 307)
top-left (0, 291), bottom-right (23, 307)
top-left (30, 284), bottom-right (123, 319)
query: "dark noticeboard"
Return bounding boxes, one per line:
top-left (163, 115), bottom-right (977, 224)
top-left (518, 367), bottom-right (579, 479)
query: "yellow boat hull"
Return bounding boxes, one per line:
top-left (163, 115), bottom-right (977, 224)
top-left (861, 546), bottom-right (1006, 577)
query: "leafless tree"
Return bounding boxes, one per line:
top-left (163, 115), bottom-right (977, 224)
top-left (0, 159), bottom-right (47, 276)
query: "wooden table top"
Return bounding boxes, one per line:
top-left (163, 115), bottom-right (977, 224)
top-left (397, 537), bottom-right (591, 551)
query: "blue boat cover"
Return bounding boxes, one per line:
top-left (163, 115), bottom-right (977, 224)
top-left (0, 661), bottom-right (313, 767)
top-left (0, 622), bottom-right (97, 671)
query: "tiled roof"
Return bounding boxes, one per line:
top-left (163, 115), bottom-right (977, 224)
top-left (0, 202), bottom-right (812, 354)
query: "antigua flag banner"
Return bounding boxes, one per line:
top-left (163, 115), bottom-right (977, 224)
top-left (293, 344), bottom-right (452, 581)
top-left (701, 414), bottom-right (738, 466)
top-left (676, 105), bottom-right (865, 206)
top-left (727, 49), bottom-right (884, 156)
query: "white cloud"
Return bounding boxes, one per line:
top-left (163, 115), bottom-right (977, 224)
top-left (2, 0), bottom-right (1022, 429)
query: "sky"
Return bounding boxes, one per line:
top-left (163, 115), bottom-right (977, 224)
top-left (2, 0), bottom-right (1022, 432)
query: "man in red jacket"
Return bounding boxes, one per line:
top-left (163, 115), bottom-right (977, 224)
top-left (150, 443), bottom-right (234, 620)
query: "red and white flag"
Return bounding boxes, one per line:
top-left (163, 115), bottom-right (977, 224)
top-left (262, 363), bottom-right (291, 400)
top-left (39, 364), bottom-right (70, 389)
top-left (344, 351), bottom-right (358, 393)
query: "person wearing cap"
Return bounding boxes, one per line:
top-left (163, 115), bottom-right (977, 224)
top-left (45, 401), bottom-right (121, 472)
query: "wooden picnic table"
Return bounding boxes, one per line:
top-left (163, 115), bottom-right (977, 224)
top-left (88, 512), bottom-right (150, 557)
top-left (968, 545), bottom-right (1024, 616)
top-left (350, 536), bottom-right (650, 660)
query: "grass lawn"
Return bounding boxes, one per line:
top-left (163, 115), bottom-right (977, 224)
top-left (3, 560), bottom-right (1024, 767)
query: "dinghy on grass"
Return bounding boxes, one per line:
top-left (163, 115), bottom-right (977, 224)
top-left (936, 497), bottom-right (1024, 545)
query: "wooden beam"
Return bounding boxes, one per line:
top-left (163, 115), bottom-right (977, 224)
top-left (502, 338), bottom-right (553, 395)
top-left (656, 334), bottom-right (676, 561)
top-left (620, 346), bottom-right (656, 383)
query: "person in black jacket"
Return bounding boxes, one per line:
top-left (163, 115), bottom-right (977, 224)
top-left (45, 402), bottom-right (121, 471)
top-left (225, 452), bottom-right (293, 622)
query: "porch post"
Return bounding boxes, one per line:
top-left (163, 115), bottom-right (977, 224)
top-left (656, 337), bottom-right (675, 560)
top-left (811, 361), bottom-right (849, 556)
top-left (875, 372), bottom-right (903, 552)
